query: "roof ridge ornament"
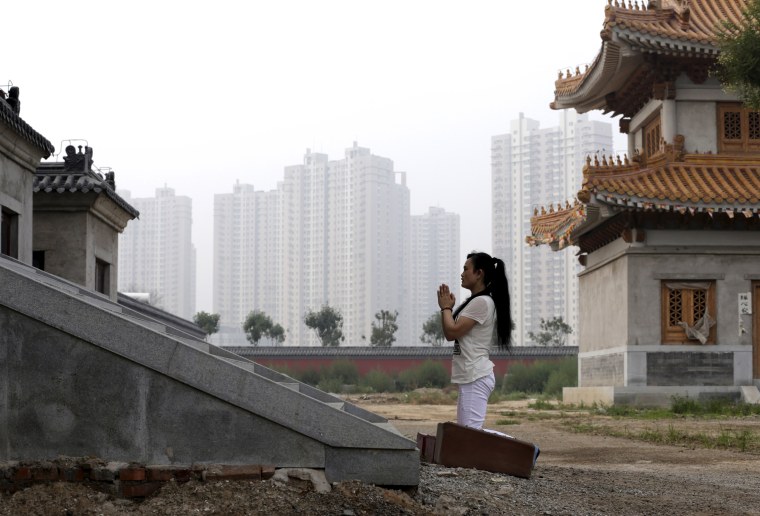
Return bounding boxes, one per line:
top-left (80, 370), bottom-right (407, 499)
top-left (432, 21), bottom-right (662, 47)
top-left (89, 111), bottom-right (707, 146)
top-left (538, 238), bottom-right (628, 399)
top-left (663, 134), bottom-right (686, 162)
top-left (63, 145), bottom-right (94, 173)
top-left (611, 0), bottom-right (649, 11)
top-left (6, 86), bottom-right (20, 115)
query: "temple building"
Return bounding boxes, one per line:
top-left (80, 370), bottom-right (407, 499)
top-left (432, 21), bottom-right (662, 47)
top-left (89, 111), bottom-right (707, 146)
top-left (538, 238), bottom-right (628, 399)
top-left (528, 0), bottom-right (760, 405)
top-left (34, 145), bottom-right (138, 301)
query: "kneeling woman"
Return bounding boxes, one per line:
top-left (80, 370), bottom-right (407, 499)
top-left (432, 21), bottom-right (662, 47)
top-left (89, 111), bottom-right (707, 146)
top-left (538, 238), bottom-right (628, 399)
top-left (437, 251), bottom-right (512, 429)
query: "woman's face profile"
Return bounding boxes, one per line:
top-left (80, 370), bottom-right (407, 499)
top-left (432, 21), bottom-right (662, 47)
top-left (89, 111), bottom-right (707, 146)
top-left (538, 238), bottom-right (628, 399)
top-left (460, 258), bottom-right (480, 290)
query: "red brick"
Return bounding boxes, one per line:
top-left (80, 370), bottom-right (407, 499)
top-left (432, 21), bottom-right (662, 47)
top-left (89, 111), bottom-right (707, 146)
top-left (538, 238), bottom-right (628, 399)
top-left (204, 465), bottom-right (262, 481)
top-left (261, 465), bottom-right (276, 480)
top-left (120, 481), bottom-right (164, 498)
top-left (59, 466), bottom-right (86, 482)
top-left (146, 467), bottom-right (173, 482)
top-left (119, 467), bottom-right (146, 481)
top-left (31, 466), bottom-right (59, 482)
top-left (146, 466), bottom-right (191, 482)
top-left (11, 467), bottom-right (31, 482)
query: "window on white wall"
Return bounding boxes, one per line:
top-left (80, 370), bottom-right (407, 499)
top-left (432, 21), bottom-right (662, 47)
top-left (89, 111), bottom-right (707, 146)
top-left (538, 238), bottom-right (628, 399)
top-left (661, 281), bottom-right (716, 345)
top-left (1, 207), bottom-right (18, 259)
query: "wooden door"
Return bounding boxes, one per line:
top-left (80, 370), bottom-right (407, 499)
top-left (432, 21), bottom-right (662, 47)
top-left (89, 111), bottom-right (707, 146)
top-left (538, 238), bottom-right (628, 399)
top-left (754, 282), bottom-right (760, 379)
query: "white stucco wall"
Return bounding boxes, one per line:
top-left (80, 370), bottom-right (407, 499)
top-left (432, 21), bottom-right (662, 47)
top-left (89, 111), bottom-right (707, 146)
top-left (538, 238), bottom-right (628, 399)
top-left (578, 250), bottom-right (629, 352)
top-left (616, 233), bottom-right (760, 349)
top-left (625, 75), bottom-right (738, 155)
top-left (676, 101), bottom-right (717, 153)
top-left (577, 232), bottom-right (760, 389)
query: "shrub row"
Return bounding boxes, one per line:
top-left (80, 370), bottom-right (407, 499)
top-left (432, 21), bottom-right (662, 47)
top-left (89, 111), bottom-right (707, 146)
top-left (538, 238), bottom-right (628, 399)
top-left (501, 357), bottom-right (577, 396)
top-left (273, 357), bottom-right (578, 397)
top-left (273, 360), bottom-right (450, 393)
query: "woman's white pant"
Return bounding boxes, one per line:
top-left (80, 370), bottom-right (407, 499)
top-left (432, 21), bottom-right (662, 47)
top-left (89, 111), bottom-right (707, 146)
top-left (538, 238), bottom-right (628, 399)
top-left (456, 372), bottom-right (495, 429)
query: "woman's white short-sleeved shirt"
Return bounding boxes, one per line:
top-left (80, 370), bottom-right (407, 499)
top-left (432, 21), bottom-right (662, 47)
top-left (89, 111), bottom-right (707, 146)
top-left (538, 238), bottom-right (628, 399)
top-left (451, 295), bottom-right (496, 384)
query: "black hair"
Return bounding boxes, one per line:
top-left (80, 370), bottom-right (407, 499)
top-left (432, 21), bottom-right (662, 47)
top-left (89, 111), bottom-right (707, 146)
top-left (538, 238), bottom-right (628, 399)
top-left (454, 251), bottom-right (513, 348)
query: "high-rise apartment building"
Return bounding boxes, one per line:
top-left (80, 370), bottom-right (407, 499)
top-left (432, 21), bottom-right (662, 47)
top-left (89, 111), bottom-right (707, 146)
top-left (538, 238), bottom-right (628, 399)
top-left (213, 182), bottom-right (281, 345)
top-left (491, 111), bottom-right (613, 346)
top-left (213, 143), bottom-right (411, 346)
top-left (118, 187), bottom-right (196, 319)
top-left (410, 207), bottom-right (460, 346)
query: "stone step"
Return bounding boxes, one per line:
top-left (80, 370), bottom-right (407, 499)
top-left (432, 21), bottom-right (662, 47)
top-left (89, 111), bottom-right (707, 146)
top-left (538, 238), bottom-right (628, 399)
top-left (740, 385), bottom-right (760, 404)
top-left (0, 256), bottom-right (419, 486)
top-left (372, 422), bottom-right (403, 435)
top-left (279, 382), bottom-right (300, 392)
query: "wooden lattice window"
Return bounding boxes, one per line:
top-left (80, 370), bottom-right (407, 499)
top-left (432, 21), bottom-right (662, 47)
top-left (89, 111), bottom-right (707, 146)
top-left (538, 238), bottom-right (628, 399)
top-left (661, 281), bottom-right (716, 344)
top-left (644, 115), bottom-right (662, 159)
top-left (750, 111), bottom-right (760, 140)
top-left (718, 103), bottom-right (760, 152)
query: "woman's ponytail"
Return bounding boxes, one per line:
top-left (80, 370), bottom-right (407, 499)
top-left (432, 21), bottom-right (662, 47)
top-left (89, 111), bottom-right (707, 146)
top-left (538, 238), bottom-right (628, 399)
top-left (466, 252), bottom-right (513, 348)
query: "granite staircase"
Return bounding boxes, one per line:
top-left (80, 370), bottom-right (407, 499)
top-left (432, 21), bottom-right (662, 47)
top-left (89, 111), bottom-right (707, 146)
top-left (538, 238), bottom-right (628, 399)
top-left (0, 255), bottom-right (418, 486)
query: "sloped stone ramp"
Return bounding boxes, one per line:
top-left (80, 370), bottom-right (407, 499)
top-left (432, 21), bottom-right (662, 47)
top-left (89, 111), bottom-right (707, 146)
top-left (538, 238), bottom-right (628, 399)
top-left (0, 256), bottom-right (418, 486)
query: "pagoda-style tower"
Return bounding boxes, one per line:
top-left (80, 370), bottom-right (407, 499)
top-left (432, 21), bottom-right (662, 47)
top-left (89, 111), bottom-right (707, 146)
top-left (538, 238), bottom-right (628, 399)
top-left (529, 0), bottom-right (760, 405)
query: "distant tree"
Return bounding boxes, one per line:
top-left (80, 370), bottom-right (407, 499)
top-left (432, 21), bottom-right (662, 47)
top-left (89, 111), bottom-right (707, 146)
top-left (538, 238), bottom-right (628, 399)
top-left (715, 0), bottom-right (760, 108)
top-left (268, 323), bottom-right (286, 345)
top-left (193, 311), bottom-right (220, 338)
top-left (370, 309), bottom-right (399, 347)
top-left (242, 310), bottom-right (273, 346)
top-left (528, 316), bottom-right (573, 347)
top-left (304, 305), bottom-right (344, 347)
top-left (420, 311), bottom-right (445, 346)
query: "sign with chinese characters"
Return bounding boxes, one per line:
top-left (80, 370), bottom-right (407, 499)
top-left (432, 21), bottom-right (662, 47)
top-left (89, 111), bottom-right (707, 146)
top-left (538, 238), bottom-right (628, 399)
top-left (739, 292), bottom-right (752, 315)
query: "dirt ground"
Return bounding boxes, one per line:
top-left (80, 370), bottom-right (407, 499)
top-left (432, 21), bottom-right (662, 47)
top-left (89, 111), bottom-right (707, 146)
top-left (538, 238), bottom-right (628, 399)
top-left (3, 395), bottom-right (760, 515)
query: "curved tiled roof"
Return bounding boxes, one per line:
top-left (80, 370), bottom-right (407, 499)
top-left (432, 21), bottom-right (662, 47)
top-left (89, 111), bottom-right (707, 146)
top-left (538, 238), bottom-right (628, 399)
top-left (530, 148), bottom-right (760, 249)
top-left (34, 164), bottom-right (140, 218)
top-left (553, 0), bottom-right (747, 108)
top-left (608, 0), bottom-right (745, 45)
top-left (35, 173), bottom-right (105, 194)
top-left (527, 204), bottom-right (588, 249)
top-left (585, 153), bottom-right (760, 207)
top-left (0, 98), bottom-right (54, 157)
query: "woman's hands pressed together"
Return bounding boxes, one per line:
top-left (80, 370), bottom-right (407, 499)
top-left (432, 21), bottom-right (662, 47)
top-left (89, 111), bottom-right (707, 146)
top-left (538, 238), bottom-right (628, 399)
top-left (437, 283), bottom-right (477, 341)
top-left (437, 284), bottom-right (456, 311)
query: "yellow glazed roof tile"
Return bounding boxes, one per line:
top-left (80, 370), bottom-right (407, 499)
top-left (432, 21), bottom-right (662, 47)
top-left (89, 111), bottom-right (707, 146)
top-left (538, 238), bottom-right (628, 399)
top-left (529, 152), bottom-right (760, 248)
top-left (553, 0), bottom-right (748, 98)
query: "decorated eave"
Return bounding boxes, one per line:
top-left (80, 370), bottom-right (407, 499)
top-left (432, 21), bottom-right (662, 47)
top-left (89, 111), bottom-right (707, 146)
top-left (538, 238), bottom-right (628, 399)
top-left (526, 202), bottom-right (596, 251)
top-left (551, 0), bottom-right (747, 116)
top-left (0, 95), bottom-right (54, 157)
top-left (34, 162), bottom-right (139, 219)
top-left (529, 135), bottom-right (760, 252)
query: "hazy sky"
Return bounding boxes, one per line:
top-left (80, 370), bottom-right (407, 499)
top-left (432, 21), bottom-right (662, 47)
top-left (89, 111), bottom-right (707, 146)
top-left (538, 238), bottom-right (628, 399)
top-left (7, 1), bottom-right (625, 312)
